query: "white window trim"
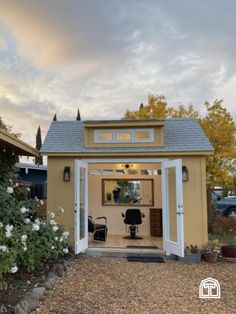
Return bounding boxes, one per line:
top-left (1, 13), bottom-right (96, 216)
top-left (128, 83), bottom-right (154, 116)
top-left (94, 128), bottom-right (154, 143)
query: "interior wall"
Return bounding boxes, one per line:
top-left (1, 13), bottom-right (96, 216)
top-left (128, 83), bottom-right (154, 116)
top-left (88, 163), bottom-right (162, 236)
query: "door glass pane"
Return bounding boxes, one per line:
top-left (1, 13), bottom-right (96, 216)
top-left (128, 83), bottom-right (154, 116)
top-left (167, 167), bottom-right (177, 242)
top-left (80, 167), bottom-right (86, 240)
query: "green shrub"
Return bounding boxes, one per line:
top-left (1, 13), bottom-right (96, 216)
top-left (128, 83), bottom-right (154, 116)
top-left (0, 183), bottom-right (69, 285)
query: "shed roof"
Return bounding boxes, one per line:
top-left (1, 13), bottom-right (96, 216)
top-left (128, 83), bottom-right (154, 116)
top-left (41, 119), bottom-right (213, 155)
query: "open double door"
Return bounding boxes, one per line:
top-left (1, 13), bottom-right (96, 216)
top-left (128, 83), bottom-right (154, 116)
top-left (74, 159), bottom-right (184, 257)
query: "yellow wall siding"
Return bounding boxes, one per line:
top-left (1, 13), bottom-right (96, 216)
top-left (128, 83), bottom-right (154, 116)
top-left (47, 157), bottom-right (75, 240)
top-left (47, 155), bottom-right (208, 246)
top-left (181, 157), bottom-right (208, 245)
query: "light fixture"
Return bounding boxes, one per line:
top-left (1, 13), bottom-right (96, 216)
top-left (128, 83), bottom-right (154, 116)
top-left (182, 166), bottom-right (189, 182)
top-left (63, 166), bottom-right (71, 181)
top-left (121, 164), bottom-right (134, 169)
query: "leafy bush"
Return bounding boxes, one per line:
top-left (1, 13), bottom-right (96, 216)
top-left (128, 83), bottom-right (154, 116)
top-left (211, 215), bottom-right (236, 245)
top-left (0, 183), bottom-right (69, 288)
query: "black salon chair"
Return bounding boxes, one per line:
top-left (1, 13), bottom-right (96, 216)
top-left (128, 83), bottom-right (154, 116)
top-left (88, 216), bottom-right (107, 241)
top-left (121, 209), bottom-right (145, 239)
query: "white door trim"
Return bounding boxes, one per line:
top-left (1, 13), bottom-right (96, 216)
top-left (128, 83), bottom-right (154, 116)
top-left (74, 160), bottom-right (88, 254)
top-left (162, 159), bottom-right (184, 257)
top-left (75, 157), bottom-right (184, 257)
top-left (81, 158), bottom-right (168, 164)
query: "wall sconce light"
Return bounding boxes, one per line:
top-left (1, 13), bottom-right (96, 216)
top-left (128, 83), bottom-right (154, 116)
top-left (63, 166), bottom-right (71, 182)
top-left (182, 166), bottom-right (189, 182)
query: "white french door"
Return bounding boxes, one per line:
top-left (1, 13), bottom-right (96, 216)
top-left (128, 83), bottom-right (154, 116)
top-left (74, 160), bottom-right (88, 254)
top-left (162, 159), bottom-right (184, 257)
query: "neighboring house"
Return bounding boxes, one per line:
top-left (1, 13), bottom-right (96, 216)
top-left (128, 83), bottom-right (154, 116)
top-left (41, 118), bottom-right (213, 257)
top-left (16, 163), bottom-right (47, 199)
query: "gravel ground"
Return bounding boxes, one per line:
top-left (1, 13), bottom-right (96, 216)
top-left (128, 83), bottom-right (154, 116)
top-left (36, 256), bottom-right (236, 314)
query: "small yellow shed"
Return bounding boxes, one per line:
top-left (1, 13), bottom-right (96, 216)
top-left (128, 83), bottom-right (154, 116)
top-left (41, 118), bottom-right (213, 257)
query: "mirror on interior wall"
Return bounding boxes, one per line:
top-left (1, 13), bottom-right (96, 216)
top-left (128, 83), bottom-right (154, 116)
top-left (102, 179), bottom-right (154, 206)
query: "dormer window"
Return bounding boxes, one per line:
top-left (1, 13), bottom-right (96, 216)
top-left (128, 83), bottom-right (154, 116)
top-left (94, 129), bottom-right (154, 143)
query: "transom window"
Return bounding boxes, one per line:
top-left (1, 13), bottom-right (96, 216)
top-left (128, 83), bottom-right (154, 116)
top-left (94, 129), bottom-right (154, 143)
top-left (96, 132), bottom-right (113, 141)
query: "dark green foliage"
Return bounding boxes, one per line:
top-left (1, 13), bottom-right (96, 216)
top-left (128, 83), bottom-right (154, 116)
top-left (35, 126), bottom-right (43, 165)
top-left (76, 108), bottom-right (81, 121)
top-left (139, 103), bottom-right (144, 111)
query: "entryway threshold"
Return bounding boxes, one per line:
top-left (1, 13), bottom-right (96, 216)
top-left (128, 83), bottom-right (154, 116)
top-left (84, 246), bottom-right (165, 258)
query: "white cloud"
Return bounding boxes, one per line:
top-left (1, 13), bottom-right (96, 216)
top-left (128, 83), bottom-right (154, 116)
top-left (0, 0), bottom-right (236, 146)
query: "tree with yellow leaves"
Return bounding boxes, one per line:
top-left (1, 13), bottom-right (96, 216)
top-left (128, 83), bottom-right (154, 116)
top-left (123, 95), bottom-right (236, 189)
top-left (200, 100), bottom-right (236, 188)
top-left (124, 95), bottom-right (172, 119)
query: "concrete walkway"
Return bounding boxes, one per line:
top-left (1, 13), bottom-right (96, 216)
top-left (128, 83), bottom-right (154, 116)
top-left (37, 256), bottom-right (236, 314)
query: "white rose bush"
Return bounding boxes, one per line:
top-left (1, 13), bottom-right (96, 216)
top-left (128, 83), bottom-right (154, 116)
top-left (0, 184), bottom-right (70, 288)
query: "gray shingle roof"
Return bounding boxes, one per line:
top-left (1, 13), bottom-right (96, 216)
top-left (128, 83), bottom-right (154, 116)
top-left (41, 119), bottom-right (213, 154)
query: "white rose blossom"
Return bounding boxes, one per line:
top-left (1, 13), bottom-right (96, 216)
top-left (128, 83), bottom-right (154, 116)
top-left (21, 234), bottom-right (27, 242)
top-left (63, 231), bottom-right (70, 239)
top-left (25, 218), bottom-right (30, 224)
top-left (59, 237), bottom-right (63, 242)
top-left (50, 212), bottom-right (55, 219)
top-left (0, 222), bottom-right (3, 228)
top-left (51, 246), bottom-right (55, 250)
top-left (39, 200), bottom-right (44, 205)
top-left (6, 187), bottom-right (13, 194)
top-left (10, 265), bottom-right (18, 273)
top-left (5, 224), bottom-right (13, 232)
top-left (52, 226), bottom-right (59, 232)
top-left (32, 223), bottom-right (40, 231)
top-left (5, 231), bottom-right (12, 238)
top-left (20, 207), bottom-right (27, 214)
top-left (60, 207), bottom-right (65, 214)
top-left (50, 219), bottom-right (57, 225)
top-left (35, 218), bottom-right (40, 225)
top-left (63, 248), bottom-right (69, 254)
top-left (0, 245), bottom-right (8, 252)
top-left (54, 237), bottom-right (58, 241)
top-left (5, 224), bottom-right (13, 237)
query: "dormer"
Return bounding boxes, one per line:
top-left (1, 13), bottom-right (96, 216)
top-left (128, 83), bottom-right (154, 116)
top-left (84, 119), bottom-right (165, 147)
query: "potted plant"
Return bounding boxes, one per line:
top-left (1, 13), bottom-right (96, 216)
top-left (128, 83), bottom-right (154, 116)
top-left (214, 216), bottom-right (236, 261)
top-left (202, 240), bottom-right (220, 263)
top-left (221, 242), bottom-right (236, 261)
top-left (178, 245), bottom-right (202, 263)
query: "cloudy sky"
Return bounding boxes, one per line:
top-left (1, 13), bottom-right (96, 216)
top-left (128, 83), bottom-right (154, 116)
top-left (0, 0), bottom-right (236, 146)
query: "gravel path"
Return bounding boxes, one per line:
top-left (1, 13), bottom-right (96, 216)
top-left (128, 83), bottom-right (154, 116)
top-left (37, 256), bottom-right (236, 314)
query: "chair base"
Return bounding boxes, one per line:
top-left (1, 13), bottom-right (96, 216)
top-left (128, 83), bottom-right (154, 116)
top-left (123, 236), bottom-right (143, 240)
